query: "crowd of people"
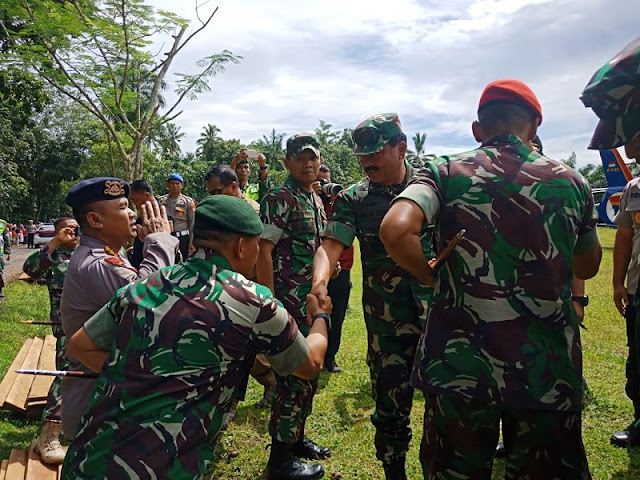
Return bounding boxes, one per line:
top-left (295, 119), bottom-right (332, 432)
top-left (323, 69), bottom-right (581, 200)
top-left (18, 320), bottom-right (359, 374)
top-left (7, 35), bottom-right (640, 480)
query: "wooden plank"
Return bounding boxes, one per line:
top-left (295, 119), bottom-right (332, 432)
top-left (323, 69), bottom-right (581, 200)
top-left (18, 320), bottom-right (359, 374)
top-left (5, 337), bottom-right (44, 412)
top-left (0, 459), bottom-right (8, 480)
top-left (28, 336), bottom-right (56, 402)
top-left (5, 449), bottom-right (27, 480)
top-left (26, 442), bottom-right (57, 480)
top-left (0, 338), bottom-right (34, 408)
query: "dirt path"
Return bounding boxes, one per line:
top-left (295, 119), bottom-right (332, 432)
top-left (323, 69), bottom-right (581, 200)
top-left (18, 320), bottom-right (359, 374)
top-left (3, 244), bottom-right (40, 282)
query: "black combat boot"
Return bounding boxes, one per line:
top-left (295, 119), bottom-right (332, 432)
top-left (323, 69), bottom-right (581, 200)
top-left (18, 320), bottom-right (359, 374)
top-left (292, 435), bottom-right (331, 460)
top-left (267, 440), bottom-right (325, 480)
top-left (382, 458), bottom-right (408, 480)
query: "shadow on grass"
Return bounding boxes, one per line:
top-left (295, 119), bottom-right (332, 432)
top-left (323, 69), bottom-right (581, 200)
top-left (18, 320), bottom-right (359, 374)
top-left (610, 447), bottom-right (640, 480)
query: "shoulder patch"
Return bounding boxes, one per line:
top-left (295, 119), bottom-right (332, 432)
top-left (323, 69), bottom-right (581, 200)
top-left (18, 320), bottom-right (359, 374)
top-left (101, 257), bottom-right (138, 279)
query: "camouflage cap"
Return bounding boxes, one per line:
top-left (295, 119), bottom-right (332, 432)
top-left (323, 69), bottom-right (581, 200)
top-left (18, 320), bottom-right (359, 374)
top-left (581, 34), bottom-right (640, 150)
top-left (195, 195), bottom-right (263, 237)
top-left (352, 113), bottom-right (404, 156)
top-left (286, 133), bottom-right (321, 158)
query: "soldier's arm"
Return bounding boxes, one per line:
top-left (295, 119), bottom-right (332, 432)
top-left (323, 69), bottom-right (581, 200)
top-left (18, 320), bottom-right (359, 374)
top-left (22, 227), bottom-right (74, 279)
top-left (292, 294), bottom-right (329, 379)
top-left (67, 327), bottom-right (110, 373)
top-left (573, 182), bottom-right (602, 281)
top-left (312, 239), bottom-right (344, 311)
top-left (381, 199), bottom-right (437, 287)
top-left (67, 301), bottom-right (120, 372)
top-left (187, 196), bottom-right (196, 249)
top-left (613, 226), bottom-right (633, 316)
top-left (256, 239), bottom-right (276, 295)
top-left (257, 292), bottom-right (328, 380)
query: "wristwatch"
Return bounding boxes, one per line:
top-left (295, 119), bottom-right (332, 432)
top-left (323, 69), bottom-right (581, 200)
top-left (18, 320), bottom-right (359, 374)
top-left (259, 165), bottom-right (268, 170)
top-left (571, 295), bottom-right (589, 307)
top-left (312, 312), bottom-right (331, 330)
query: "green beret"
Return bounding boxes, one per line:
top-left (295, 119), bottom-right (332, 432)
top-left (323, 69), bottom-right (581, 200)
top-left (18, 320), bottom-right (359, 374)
top-left (65, 177), bottom-right (130, 209)
top-left (195, 195), bottom-right (263, 236)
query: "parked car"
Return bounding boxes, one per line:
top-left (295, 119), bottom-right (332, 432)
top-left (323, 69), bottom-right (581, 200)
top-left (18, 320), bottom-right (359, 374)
top-left (33, 223), bottom-right (55, 246)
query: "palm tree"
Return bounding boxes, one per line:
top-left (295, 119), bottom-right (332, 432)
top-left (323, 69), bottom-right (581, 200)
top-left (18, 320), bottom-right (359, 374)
top-left (196, 124), bottom-right (221, 163)
top-left (260, 128), bottom-right (286, 170)
top-left (158, 123), bottom-right (185, 157)
top-left (406, 132), bottom-right (427, 166)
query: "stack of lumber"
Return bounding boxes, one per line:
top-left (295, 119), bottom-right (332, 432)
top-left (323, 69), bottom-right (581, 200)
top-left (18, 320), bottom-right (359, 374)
top-left (0, 336), bottom-right (56, 416)
top-left (0, 442), bottom-right (64, 480)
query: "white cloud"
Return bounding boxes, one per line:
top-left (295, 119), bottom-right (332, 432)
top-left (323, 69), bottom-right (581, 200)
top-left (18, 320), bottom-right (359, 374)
top-left (148, 0), bottom-right (638, 169)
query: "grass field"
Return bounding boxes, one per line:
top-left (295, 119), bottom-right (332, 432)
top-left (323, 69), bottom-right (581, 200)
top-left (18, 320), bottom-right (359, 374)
top-left (1, 227), bottom-right (640, 478)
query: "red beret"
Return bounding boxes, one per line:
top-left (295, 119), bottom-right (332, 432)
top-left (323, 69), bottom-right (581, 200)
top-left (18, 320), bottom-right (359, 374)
top-left (478, 79), bottom-right (543, 125)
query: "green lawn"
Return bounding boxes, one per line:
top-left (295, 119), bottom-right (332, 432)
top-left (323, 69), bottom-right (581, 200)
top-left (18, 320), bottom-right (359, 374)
top-left (1, 228), bottom-right (640, 478)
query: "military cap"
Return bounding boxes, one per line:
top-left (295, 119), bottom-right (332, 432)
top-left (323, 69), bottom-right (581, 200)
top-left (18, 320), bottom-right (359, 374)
top-left (352, 113), bottom-right (404, 156)
top-left (195, 195), bottom-right (263, 237)
top-left (167, 173), bottom-right (184, 183)
top-left (478, 79), bottom-right (543, 125)
top-left (286, 133), bottom-right (321, 158)
top-left (581, 34), bottom-right (640, 150)
top-left (65, 177), bottom-right (130, 209)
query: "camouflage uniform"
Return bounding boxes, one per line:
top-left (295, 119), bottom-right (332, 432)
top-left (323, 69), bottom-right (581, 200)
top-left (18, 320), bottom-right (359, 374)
top-left (322, 161), bottom-right (433, 464)
top-left (23, 244), bottom-right (74, 422)
top-left (60, 233), bottom-right (178, 439)
top-left (399, 134), bottom-right (599, 478)
top-left (581, 34), bottom-right (640, 150)
top-left (260, 175), bottom-right (326, 444)
top-left (60, 249), bottom-right (310, 480)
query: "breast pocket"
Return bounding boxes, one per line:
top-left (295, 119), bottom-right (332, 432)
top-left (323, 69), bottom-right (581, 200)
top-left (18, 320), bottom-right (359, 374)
top-left (291, 209), bottom-right (316, 235)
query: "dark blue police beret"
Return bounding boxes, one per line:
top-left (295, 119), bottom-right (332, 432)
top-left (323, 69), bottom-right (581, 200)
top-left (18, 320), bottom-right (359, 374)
top-left (65, 177), bottom-right (130, 209)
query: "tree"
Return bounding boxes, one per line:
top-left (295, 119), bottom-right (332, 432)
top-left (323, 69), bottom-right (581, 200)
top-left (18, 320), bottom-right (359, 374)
top-left (254, 128), bottom-right (286, 171)
top-left (196, 123), bottom-right (221, 164)
top-left (0, 67), bottom-right (48, 218)
top-left (1, 0), bottom-right (241, 180)
top-left (407, 132), bottom-right (434, 166)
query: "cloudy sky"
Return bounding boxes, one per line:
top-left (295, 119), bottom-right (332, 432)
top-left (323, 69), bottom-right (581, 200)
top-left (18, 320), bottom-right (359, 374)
top-left (150, 0), bottom-right (637, 167)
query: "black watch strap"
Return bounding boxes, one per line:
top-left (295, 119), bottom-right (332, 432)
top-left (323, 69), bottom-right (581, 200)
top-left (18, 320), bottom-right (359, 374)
top-left (571, 295), bottom-right (589, 307)
top-left (312, 312), bottom-right (331, 330)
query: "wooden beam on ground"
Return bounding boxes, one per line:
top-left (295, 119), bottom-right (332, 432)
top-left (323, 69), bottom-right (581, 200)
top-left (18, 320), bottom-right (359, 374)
top-left (26, 442), bottom-right (57, 480)
top-left (0, 338), bottom-right (34, 408)
top-left (5, 449), bottom-right (27, 480)
top-left (0, 459), bottom-right (8, 480)
top-left (28, 336), bottom-right (56, 402)
top-left (5, 337), bottom-right (44, 412)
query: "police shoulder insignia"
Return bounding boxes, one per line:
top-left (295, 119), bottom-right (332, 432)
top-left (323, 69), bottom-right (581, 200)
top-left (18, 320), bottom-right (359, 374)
top-left (104, 180), bottom-right (126, 196)
top-left (101, 257), bottom-right (138, 279)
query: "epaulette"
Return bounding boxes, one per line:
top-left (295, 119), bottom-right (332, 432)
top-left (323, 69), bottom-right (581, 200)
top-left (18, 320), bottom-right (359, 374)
top-left (101, 256), bottom-right (138, 279)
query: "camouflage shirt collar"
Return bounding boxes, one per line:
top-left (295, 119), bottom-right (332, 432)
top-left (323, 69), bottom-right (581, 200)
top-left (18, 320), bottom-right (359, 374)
top-left (368, 160), bottom-right (414, 195)
top-left (284, 175), bottom-right (313, 196)
top-left (481, 133), bottom-right (528, 149)
top-left (191, 247), bottom-right (232, 271)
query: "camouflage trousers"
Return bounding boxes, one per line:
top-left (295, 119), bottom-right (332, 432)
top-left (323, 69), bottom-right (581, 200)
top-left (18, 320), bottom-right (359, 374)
top-left (367, 332), bottom-right (420, 464)
top-left (251, 354), bottom-right (276, 389)
top-left (420, 392), bottom-right (591, 480)
top-left (269, 370), bottom-right (318, 445)
top-left (42, 332), bottom-right (67, 423)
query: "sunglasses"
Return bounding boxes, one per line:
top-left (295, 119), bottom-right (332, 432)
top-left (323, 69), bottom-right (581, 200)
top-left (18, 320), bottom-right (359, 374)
top-left (352, 127), bottom-right (381, 148)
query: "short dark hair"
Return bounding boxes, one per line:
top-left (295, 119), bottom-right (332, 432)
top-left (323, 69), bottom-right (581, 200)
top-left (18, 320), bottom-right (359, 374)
top-left (478, 103), bottom-right (536, 136)
top-left (53, 216), bottom-right (75, 231)
top-left (205, 165), bottom-right (238, 185)
top-left (319, 165), bottom-right (331, 173)
top-left (130, 179), bottom-right (153, 194)
top-left (388, 133), bottom-right (407, 148)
